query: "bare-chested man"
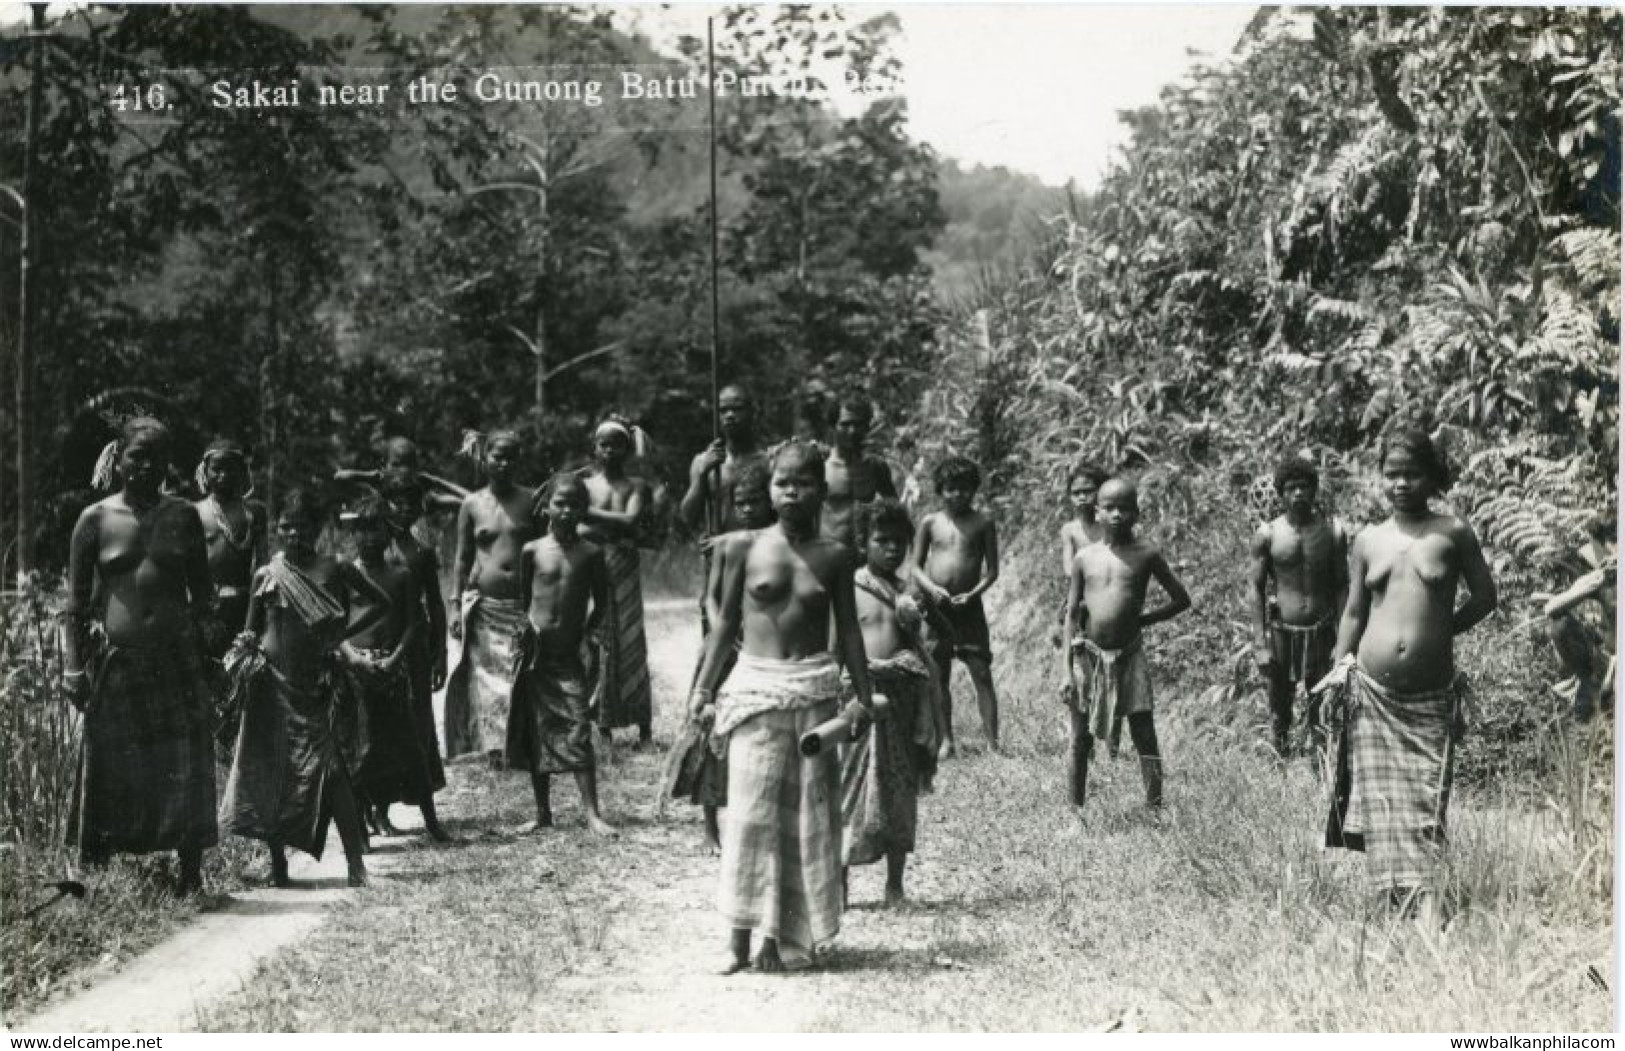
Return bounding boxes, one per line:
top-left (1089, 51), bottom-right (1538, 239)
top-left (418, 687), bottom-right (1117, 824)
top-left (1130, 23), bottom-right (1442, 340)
top-left (820, 397), bottom-right (897, 551)
top-left (680, 385), bottom-right (770, 535)
top-left (1250, 456), bottom-right (1348, 759)
top-left (509, 476), bottom-right (616, 837)
top-left (691, 441), bottom-right (875, 974)
top-left (1063, 477), bottom-right (1192, 812)
top-left (914, 455), bottom-right (1001, 754)
top-left (1320, 428), bottom-right (1496, 906)
top-left (446, 431), bottom-right (539, 763)
top-left (581, 417), bottom-right (655, 745)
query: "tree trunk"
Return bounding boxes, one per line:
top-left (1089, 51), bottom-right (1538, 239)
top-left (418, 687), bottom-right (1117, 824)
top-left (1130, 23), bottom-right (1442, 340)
top-left (15, 2), bottom-right (46, 579)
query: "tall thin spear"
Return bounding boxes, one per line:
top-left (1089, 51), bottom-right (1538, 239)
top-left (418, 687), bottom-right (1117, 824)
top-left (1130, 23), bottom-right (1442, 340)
top-left (704, 15), bottom-right (722, 536)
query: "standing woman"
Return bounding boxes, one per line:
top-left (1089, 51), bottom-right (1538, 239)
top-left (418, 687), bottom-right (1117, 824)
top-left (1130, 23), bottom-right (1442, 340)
top-left (192, 439), bottom-right (268, 662)
top-left (691, 441), bottom-right (876, 973)
top-left (63, 417), bottom-right (218, 893)
top-left (220, 489), bottom-right (380, 887)
top-left (580, 417), bottom-right (654, 747)
top-left (445, 430), bottom-right (540, 763)
top-left (1320, 428), bottom-right (1497, 909)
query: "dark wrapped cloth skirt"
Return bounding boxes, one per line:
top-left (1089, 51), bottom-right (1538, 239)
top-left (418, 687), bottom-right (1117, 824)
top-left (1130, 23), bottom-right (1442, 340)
top-left (220, 660), bottom-right (353, 860)
top-left (507, 630), bottom-right (595, 775)
top-left (70, 643), bottom-right (218, 856)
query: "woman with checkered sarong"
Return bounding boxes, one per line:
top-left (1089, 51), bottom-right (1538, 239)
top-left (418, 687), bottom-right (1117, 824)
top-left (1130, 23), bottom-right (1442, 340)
top-left (63, 417), bottom-right (218, 895)
top-left (1317, 428), bottom-right (1496, 907)
top-left (690, 442), bottom-right (876, 974)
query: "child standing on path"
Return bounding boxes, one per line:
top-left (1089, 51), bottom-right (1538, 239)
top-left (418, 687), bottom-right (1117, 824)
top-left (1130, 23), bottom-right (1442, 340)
top-left (508, 475), bottom-right (617, 837)
top-left (913, 456), bottom-right (1001, 755)
top-left (843, 499), bottom-right (944, 907)
top-left (1063, 477), bottom-right (1192, 812)
top-left (343, 500), bottom-right (450, 841)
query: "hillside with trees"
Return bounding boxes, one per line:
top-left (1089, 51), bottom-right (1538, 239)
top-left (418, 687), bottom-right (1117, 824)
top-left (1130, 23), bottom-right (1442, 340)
top-left (906, 7), bottom-right (1619, 784)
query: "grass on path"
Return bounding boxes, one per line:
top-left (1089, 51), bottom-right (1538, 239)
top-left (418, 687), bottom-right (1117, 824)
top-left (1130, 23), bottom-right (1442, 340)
top-left (191, 601), bottom-right (1612, 1032)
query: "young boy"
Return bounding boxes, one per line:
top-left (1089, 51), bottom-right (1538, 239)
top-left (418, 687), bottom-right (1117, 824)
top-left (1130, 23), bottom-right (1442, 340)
top-left (691, 441), bottom-right (875, 974)
top-left (1055, 460), bottom-right (1108, 658)
top-left (843, 499), bottom-right (944, 907)
top-left (1063, 477), bottom-right (1192, 812)
top-left (508, 474), bottom-right (617, 837)
top-left (343, 499), bottom-right (450, 841)
top-left (1250, 455), bottom-right (1348, 759)
top-left (1319, 428), bottom-right (1495, 907)
top-left (913, 455), bottom-right (1001, 754)
top-left (664, 462), bottom-right (776, 854)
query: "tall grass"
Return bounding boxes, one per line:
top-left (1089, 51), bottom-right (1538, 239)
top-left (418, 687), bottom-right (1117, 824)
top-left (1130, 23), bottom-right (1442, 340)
top-left (0, 578), bottom-right (257, 1021)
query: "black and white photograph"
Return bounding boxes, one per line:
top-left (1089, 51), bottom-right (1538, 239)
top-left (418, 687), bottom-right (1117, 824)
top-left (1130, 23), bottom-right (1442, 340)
top-left (0, 1), bottom-right (1618, 1034)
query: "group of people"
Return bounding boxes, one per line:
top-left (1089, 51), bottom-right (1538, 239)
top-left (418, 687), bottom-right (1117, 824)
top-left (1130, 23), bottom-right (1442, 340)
top-left (58, 386), bottom-right (1503, 969)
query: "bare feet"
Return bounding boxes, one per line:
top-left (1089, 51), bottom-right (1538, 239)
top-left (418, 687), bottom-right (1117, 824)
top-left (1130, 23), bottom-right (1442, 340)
top-left (585, 813), bottom-right (619, 838)
top-left (938, 739), bottom-right (957, 761)
top-left (701, 833), bottom-right (722, 856)
top-left (753, 940), bottom-right (786, 973)
top-left (515, 819), bottom-right (550, 836)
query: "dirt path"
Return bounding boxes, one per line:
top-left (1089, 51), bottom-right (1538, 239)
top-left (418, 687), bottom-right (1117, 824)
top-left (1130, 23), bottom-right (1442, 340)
top-left (15, 594), bottom-right (1607, 1032)
top-left (19, 846), bottom-right (387, 1032)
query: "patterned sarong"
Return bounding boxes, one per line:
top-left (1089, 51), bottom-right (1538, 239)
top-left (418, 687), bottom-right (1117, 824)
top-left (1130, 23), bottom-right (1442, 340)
top-left (220, 655), bottom-right (354, 860)
top-left (70, 642), bottom-right (218, 856)
top-left (1068, 636), bottom-right (1153, 742)
top-left (443, 593), bottom-right (524, 759)
top-left (507, 629), bottom-right (595, 775)
top-left (595, 544), bottom-right (653, 732)
top-left (716, 653), bottom-right (844, 966)
top-left (841, 649), bottom-right (936, 866)
top-left (1325, 666), bottom-right (1466, 891)
top-left (1270, 615), bottom-right (1337, 689)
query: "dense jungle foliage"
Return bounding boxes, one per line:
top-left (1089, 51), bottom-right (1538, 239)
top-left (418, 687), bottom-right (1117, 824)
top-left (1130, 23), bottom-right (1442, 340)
top-left (906, 7), bottom-right (1620, 781)
top-left (0, 3), bottom-right (952, 566)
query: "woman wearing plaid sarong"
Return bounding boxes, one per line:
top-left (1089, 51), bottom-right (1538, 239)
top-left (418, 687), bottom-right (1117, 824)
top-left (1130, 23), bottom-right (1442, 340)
top-left (63, 417), bottom-right (218, 894)
top-left (691, 441), bottom-right (876, 974)
top-left (1317, 429), bottom-right (1496, 906)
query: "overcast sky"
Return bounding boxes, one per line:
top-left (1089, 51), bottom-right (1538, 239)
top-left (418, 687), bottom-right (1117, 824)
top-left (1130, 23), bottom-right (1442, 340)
top-left (5, 2), bottom-right (1259, 188)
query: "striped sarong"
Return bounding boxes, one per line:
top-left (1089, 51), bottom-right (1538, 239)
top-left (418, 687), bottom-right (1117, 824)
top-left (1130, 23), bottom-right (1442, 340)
top-left (443, 593), bottom-right (524, 760)
top-left (1325, 666), bottom-right (1466, 891)
top-left (841, 649), bottom-right (935, 866)
top-left (71, 642), bottom-right (218, 856)
top-left (716, 653), bottom-right (844, 966)
top-left (595, 544), bottom-right (652, 732)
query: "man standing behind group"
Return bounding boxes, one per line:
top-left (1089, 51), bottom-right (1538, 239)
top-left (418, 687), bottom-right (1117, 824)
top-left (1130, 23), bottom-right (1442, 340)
top-left (820, 397), bottom-right (897, 551)
top-left (1250, 456), bottom-right (1348, 760)
top-left (681, 385), bottom-right (770, 539)
top-left (446, 431), bottom-right (539, 764)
